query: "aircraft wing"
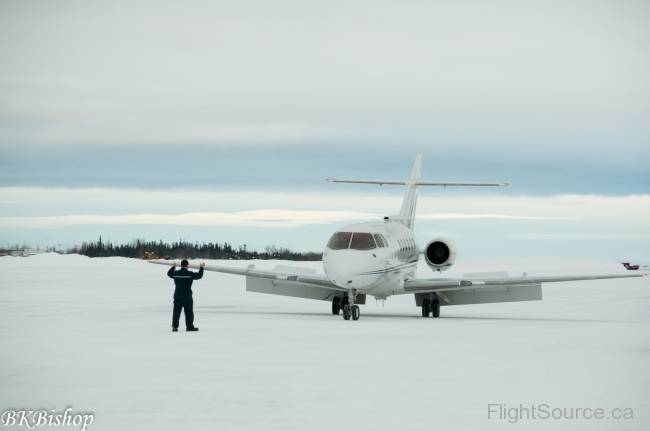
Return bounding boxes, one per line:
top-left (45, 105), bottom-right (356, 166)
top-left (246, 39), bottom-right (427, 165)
top-left (403, 272), bottom-right (646, 294)
top-left (148, 260), bottom-right (346, 292)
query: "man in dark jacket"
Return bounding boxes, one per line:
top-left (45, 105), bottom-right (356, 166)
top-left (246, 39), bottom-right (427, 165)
top-left (167, 259), bottom-right (205, 332)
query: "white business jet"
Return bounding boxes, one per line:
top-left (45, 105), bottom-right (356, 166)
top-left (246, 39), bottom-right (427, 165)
top-left (151, 153), bottom-right (645, 320)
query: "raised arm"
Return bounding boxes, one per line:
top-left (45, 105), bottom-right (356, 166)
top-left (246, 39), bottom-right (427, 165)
top-left (167, 265), bottom-right (175, 279)
top-left (192, 263), bottom-right (205, 280)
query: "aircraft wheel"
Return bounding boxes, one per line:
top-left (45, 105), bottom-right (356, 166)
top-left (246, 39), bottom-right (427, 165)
top-left (332, 296), bottom-right (341, 315)
top-left (432, 299), bottom-right (440, 318)
top-left (352, 305), bottom-right (360, 321)
top-left (422, 299), bottom-right (430, 317)
top-left (343, 304), bottom-right (351, 320)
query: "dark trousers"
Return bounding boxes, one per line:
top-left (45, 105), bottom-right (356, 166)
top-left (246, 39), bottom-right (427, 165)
top-left (172, 295), bottom-right (195, 329)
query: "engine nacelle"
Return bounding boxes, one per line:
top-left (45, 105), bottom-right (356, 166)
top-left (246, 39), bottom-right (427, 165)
top-left (424, 238), bottom-right (457, 272)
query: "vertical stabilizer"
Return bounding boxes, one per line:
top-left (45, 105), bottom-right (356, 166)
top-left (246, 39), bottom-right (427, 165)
top-left (399, 152), bottom-right (422, 230)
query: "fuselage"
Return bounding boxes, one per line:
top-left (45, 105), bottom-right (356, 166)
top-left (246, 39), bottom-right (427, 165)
top-left (322, 221), bottom-right (420, 298)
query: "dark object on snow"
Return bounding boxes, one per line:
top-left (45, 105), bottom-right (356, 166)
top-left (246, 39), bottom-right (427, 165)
top-left (168, 265), bottom-right (204, 330)
top-left (622, 262), bottom-right (639, 270)
top-left (142, 251), bottom-right (158, 260)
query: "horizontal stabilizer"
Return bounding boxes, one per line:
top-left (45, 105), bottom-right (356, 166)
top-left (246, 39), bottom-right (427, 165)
top-left (326, 179), bottom-right (510, 187)
top-left (416, 181), bottom-right (511, 187)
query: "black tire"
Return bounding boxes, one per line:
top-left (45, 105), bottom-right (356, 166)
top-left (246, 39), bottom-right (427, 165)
top-left (422, 299), bottom-right (430, 317)
top-left (332, 296), bottom-right (341, 315)
top-left (432, 299), bottom-right (440, 318)
top-left (343, 304), bottom-right (351, 320)
top-left (352, 305), bottom-right (360, 320)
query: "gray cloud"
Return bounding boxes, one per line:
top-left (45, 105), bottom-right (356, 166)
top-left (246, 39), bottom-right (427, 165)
top-left (1, 143), bottom-right (647, 195)
top-left (0, 1), bottom-right (648, 264)
top-left (1, 1), bottom-right (648, 154)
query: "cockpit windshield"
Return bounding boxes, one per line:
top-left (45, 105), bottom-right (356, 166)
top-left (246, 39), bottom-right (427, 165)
top-left (328, 231), bottom-right (382, 250)
top-left (350, 233), bottom-right (377, 250)
top-left (328, 232), bottom-right (352, 250)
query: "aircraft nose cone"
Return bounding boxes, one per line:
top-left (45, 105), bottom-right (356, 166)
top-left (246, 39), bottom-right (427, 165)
top-left (323, 250), bottom-right (383, 289)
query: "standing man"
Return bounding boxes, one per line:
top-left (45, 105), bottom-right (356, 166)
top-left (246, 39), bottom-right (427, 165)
top-left (167, 259), bottom-right (205, 332)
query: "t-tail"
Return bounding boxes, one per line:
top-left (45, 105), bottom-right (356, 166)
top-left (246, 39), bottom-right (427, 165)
top-left (397, 152), bottom-right (422, 229)
top-left (326, 152), bottom-right (511, 231)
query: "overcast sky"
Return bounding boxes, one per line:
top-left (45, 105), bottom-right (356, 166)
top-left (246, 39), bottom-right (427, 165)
top-left (0, 1), bottom-right (648, 262)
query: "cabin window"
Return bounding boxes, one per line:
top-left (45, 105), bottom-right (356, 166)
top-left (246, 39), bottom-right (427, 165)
top-left (328, 232), bottom-right (352, 250)
top-left (350, 233), bottom-right (377, 250)
top-left (373, 234), bottom-right (385, 247)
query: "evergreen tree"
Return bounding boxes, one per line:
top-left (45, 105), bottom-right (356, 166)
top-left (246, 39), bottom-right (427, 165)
top-left (77, 237), bottom-right (322, 261)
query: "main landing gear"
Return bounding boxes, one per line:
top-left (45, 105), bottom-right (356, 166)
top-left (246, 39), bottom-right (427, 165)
top-left (332, 296), bottom-right (343, 315)
top-left (422, 298), bottom-right (440, 318)
top-left (335, 290), bottom-right (360, 320)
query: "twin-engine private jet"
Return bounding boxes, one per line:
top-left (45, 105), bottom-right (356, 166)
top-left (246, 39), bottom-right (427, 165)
top-left (151, 153), bottom-right (645, 320)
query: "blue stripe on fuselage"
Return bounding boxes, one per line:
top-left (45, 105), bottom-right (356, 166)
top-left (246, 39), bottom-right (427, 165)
top-left (356, 259), bottom-right (419, 276)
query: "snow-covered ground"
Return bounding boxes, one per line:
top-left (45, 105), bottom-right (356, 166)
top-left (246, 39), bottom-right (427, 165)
top-left (1, 253), bottom-right (648, 430)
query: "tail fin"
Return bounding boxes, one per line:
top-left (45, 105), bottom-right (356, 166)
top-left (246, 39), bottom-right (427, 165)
top-left (398, 152), bottom-right (422, 230)
top-left (326, 152), bottom-right (510, 231)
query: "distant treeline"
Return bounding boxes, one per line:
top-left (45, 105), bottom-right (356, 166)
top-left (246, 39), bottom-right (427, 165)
top-left (76, 237), bottom-right (322, 261)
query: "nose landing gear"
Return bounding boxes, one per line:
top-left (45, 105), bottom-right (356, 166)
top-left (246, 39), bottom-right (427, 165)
top-left (343, 304), bottom-right (360, 320)
top-left (342, 290), bottom-right (360, 320)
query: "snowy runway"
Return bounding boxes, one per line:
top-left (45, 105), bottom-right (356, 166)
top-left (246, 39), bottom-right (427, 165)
top-left (1, 254), bottom-right (648, 430)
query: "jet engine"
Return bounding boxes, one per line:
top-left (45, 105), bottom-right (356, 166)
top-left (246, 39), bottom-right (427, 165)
top-left (424, 238), bottom-right (457, 272)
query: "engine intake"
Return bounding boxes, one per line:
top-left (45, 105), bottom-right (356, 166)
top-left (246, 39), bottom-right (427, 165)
top-left (424, 238), bottom-right (457, 272)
